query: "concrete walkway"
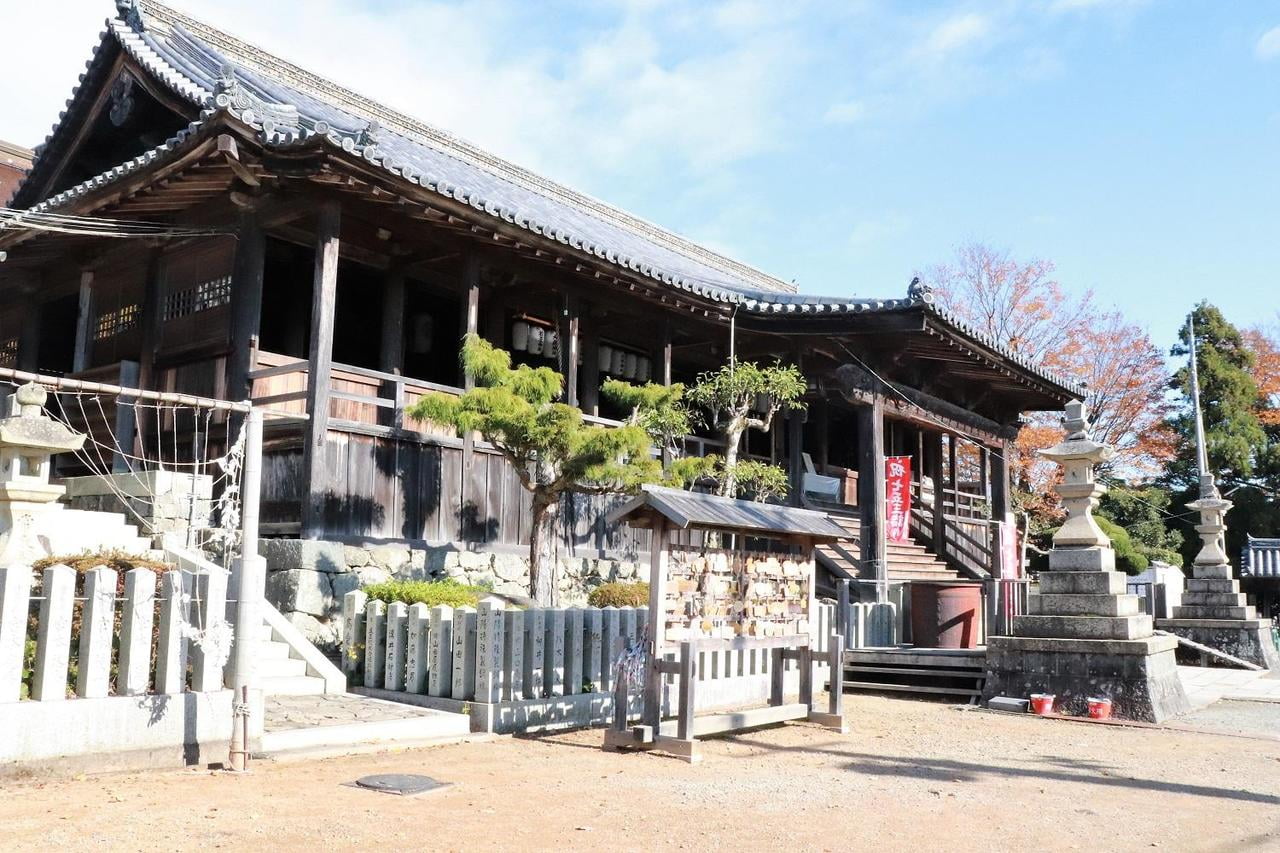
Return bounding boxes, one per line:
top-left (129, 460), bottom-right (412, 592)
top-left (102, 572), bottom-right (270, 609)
top-left (260, 693), bottom-right (473, 757)
top-left (1177, 665), bottom-right (1280, 709)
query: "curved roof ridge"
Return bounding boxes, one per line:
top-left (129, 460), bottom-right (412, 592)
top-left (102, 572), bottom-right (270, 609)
top-left (130, 0), bottom-right (798, 296)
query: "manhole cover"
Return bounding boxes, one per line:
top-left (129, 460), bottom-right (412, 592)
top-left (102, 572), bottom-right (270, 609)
top-left (353, 774), bottom-right (448, 796)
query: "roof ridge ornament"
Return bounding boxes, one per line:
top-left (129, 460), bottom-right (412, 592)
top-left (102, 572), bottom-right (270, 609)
top-left (907, 276), bottom-right (934, 304)
top-left (117, 0), bottom-right (145, 31)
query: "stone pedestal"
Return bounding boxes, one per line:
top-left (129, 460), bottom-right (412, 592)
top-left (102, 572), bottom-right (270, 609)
top-left (982, 402), bottom-right (1189, 722)
top-left (1157, 476), bottom-right (1280, 670)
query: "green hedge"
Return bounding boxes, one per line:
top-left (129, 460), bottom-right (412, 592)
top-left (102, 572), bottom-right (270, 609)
top-left (587, 581), bottom-right (649, 608)
top-left (361, 578), bottom-right (489, 608)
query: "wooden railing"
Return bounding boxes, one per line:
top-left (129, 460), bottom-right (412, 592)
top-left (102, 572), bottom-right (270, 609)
top-left (908, 480), bottom-right (997, 578)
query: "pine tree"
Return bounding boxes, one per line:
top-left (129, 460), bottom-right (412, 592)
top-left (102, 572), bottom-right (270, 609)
top-left (409, 335), bottom-right (664, 605)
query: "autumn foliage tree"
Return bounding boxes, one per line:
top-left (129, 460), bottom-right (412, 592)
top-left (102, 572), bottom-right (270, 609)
top-left (921, 242), bottom-right (1172, 504)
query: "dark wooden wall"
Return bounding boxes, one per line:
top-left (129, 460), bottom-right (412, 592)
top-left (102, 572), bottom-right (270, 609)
top-left (260, 428), bottom-right (651, 557)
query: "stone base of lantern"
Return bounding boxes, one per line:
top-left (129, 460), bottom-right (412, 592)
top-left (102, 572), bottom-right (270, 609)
top-left (1157, 618), bottom-right (1280, 671)
top-left (982, 633), bottom-right (1191, 722)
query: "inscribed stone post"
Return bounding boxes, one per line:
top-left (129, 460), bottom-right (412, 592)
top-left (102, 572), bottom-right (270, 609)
top-left (155, 570), bottom-right (190, 694)
top-left (475, 598), bottom-right (505, 703)
top-left (117, 568), bottom-right (156, 696)
top-left (451, 606), bottom-right (477, 700)
top-left (342, 589), bottom-right (368, 675)
top-left (544, 608), bottom-right (566, 697)
top-left (599, 606), bottom-right (620, 694)
top-left (31, 564), bottom-right (74, 701)
top-left (502, 609), bottom-right (524, 701)
top-left (427, 605), bottom-right (453, 697)
top-left (405, 603), bottom-right (429, 694)
top-left (364, 599), bottom-right (387, 688)
top-left (583, 608), bottom-right (602, 693)
top-left (564, 608), bottom-right (584, 695)
top-left (191, 568), bottom-right (227, 693)
top-left (385, 602), bottom-right (408, 692)
top-left (522, 608), bottom-right (545, 700)
top-left (76, 566), bottom-right (117, 698)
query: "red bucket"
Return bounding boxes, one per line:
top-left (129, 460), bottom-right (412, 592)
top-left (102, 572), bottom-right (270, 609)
top-left (1029, 693), bottom-right (1056, 715)
top-left (1087, 697), bottom-right (1112, 720)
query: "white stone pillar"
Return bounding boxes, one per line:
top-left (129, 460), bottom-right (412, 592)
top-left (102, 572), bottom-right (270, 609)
top-left (475, 597), bottom-right (505, 703)
top-left (427, 605), bottom-right (453, 697)
top-left (117, 568), bottom-right (157, 696)
top-left (405, 602), bottom-right (429, 694)
top-left (31, 564), bottom-right (74, 701)
top-left (384, 601), bottom-right (408, 692)
top-left (502, 609), bottom-right (524, 701)
top-left (155, 570), bottom-right (190, 694)
top-left (364, 599), bottom-right (386, 688)
top-left (522, 608), bottom-right (545, 700)
top-left (76, 566), bottom-right (117, 699)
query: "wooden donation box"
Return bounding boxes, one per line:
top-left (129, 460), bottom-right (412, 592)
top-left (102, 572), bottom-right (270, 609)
top-left (602, 485), bottom-right (849, 763)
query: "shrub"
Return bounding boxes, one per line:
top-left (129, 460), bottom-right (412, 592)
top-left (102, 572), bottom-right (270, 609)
top-left (1096, 517), bottom-right (1150, 576)
top-left (587, 581), bottom-right (649, 608)
top-left (33, 549), bottom-right (172, 575)
top-left (361, 578), bottom-right (488, 608)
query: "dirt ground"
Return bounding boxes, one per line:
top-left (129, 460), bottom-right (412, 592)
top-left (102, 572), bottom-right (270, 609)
top-left (4, 695), bottom-right (1279, 853)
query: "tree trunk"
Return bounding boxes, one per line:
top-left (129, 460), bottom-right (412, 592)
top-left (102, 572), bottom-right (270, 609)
top-left (720, 420), bottom-right (744, 497)
top-left (529, 493), bottom-right (560, 606)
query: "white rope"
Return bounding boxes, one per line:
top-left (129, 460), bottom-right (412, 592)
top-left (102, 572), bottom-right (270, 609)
top-left (0, 206), bottom-right (231, 240)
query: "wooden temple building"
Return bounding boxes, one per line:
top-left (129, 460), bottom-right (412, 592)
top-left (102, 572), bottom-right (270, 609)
top-left (0, 1), bottom-right (1078, 600)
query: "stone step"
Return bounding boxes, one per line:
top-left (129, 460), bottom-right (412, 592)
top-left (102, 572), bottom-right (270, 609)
top-left (1189, 564), bottom-right (1233, 580)
top-left (257, 640), bottom-right (292, 660)
top-left (1185, 578), bottom-right (1240, 594)
top-left (260, 674), bottom-right (329, 696)
top-left (1172, 605), bottom-right (1255, 620)
top-left (1014, 613), bottom-right (1153, 641)
top-left (1038, 570), bottom-right (1126, 596)
top-left (258, 656), bottom-right (308, 679)
top-left (1180, 592), bottom-right (1248, 607)
top-left (1028, 593), bottom-right (1140, 617)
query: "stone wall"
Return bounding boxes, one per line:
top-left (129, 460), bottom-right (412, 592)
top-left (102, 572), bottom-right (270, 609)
top-left (261, 538), bottom-right (644, 650)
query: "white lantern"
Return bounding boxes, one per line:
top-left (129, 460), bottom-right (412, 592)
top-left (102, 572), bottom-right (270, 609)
top-left (637, 357), bottom-right (651, 382)
top-left (598, 345), bottom-right (613, 373)
top-left (611, 348), bottom-right (626, 375)
top-left (528, 325), bottom-right (545, 355)
top-left (624, 353), bottom-right (638, 379)
top-left (544, 329), bottom-right (558, 358)
top-left (512, 321), bottom-right (530, 352)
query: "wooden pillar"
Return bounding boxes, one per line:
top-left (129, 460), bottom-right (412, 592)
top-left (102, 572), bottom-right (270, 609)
top-left (460, 258), bottom-right (481, 390)
top-left (979, 446), bottom-right (990, 502)
top-left (226, 213), bottom-right (266, 400)
top-left (301, 201), bottom-right (341, 540)
top-left (659, 320), bottom-right (672, 386)
top-left (788, 408), bottom-right (805, 506)
top-left (817, 399), bottom-right (830, 472)
top-left (580, 319), bottom-right (600, 417)
top-left (378, 267), bottom-right (406, 376)
top-left (72, 270), bottom-right (95, 373)
top-left (15, 290), bottom-right (41, 373)
top-left (136, 250), bottom-right (165, 394)
top-left (856, 398), bottom-right (887, 600)
top-left (947, 433), bottom-right (958, 510)
top-left (991, 440), bottom-right (1011, 520)
top-left (560, 294), bottom-right (580, 407)
top-left (929, 430), bottom-right (946, 558)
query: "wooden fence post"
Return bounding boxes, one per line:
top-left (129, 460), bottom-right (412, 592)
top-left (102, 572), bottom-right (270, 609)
top-left (31, 565), bottom-right (74, 701)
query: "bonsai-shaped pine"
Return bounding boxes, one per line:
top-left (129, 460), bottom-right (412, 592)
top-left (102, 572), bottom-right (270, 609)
top-left (409, 335), bottom-right (663, 605)
top-left (685, 360), bottom-right (807, 498)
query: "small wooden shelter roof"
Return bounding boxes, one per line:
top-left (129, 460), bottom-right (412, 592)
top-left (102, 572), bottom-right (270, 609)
top-left (609, 485), bottom-right (847, 543)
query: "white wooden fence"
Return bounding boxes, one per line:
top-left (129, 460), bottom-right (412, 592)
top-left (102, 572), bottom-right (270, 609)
top-left (0, 562), bottom-right (238, 768)
top-left (343, 591), bottom-right (836, 733)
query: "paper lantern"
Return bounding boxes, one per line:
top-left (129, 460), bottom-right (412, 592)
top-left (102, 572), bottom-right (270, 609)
top-left (544, 329), bottom-right (558, 358)
top-left (624, 353), bottom-right (638, 379)
top-left (598, 345), bottom-right (613, 373)
top-left (512, 321), bottom-right (530, 352)
top-left (528, 325), bottom-right (545, 355)
top-left (611, 348), bottom-right (626, 375)
top-left (637, 357), bottom-right (651, 382)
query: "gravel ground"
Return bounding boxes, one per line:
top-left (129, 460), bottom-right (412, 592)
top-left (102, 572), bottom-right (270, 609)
top-left (4, 694), bottom-right (1279, 852)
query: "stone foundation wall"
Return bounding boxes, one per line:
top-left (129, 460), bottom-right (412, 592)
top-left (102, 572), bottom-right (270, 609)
top-left (261, 538), bottom-right (644, 649)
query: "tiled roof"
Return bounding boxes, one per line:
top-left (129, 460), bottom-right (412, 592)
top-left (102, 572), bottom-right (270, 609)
top-left (1242, 536), bottom-right (1280, 578)
top-left (10, 0), bottom-right (1084, 399)
top-left (609, 484), bottom-right (848, 541)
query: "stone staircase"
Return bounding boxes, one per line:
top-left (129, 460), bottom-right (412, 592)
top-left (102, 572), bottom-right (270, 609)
top-left (816, 511), bottom-right (962, 584)
top-left (255, 622), bottom-right (335, 696)
top-left (40, 506), bottom-right (161, 558)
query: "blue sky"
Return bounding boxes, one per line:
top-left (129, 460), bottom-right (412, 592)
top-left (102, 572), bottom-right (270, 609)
top-left (5, 1), bottom-right (1278, 352)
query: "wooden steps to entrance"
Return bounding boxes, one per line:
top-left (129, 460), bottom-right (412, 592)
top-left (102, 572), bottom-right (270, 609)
top-left (815, 511), bottom-right (962, 583)
top-left (841, 647), bottom-right (987, 703)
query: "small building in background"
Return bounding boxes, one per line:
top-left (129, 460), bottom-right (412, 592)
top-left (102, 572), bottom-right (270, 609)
top-left (0, 140), bottom-right (33, 205)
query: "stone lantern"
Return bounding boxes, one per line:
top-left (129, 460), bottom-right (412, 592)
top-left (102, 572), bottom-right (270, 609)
top-left (0, 383), bottom-right (87, 564)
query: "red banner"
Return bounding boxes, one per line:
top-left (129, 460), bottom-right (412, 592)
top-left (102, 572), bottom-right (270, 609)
top-left (885, 456), bottom-right (912, 543)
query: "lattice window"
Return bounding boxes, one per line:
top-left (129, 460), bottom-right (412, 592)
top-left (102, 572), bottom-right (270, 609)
top-left (163, 275), bottom-right (232, 320)
top-left (0, 338), bottom-right (17, 368)
top-left (95, 304), bottom-right (140, 341)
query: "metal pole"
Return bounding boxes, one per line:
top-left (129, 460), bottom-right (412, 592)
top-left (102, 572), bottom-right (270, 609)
top-left (228, 408), bottom-right (264, 772)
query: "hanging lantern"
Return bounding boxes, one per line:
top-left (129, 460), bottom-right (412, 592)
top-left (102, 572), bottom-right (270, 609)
top-left (611, 348), bottom-right (626, 375)
top-left (598, 345), bottom-right (613, 373)
top-left (624, 353), bottom-right (638, 379)
top-left (512, 321), bottom-right (530, 352)
top-left (544, 329), bottom-right (558, 359)
top-left (637, 356), bottom-right (651, 382)
top-left (528, 325), bottom-right (545, 355)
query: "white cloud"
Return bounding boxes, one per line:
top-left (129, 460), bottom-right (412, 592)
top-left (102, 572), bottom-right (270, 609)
top-left (823, 99), bottom-right (869, 125)
top-left (1257, 26), bottom-right (1280, 61)
top-left (915, 13), bottom-right (991, 62)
